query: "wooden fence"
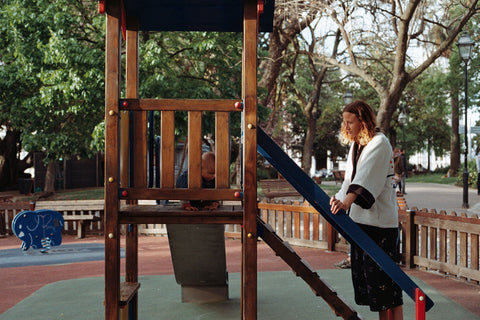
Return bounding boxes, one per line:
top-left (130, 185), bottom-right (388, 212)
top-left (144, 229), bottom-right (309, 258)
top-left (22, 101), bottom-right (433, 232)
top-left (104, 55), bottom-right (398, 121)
top-left (0, 202), bottom-right (34, 235)
top-left (399, 207), bottom-right (480, 284)
top-left (0, 200), bottom-right (104, 237)
top-left (0, 200), bottom-right (167, 237)
top-left (256, 200), bottom-right (349, 252)
top-left (256, 199), bottom-right (480, 285)
top-left (2, 198), bottom-right (479, 284)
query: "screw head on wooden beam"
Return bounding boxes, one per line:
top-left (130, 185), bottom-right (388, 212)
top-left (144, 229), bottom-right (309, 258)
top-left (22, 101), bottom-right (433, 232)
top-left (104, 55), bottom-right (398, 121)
top-left (108, 110), bottom-right (116, 116)
top-left (108, 233), bottom-right (114, 239)
top-left (247, 123), bottom-right (255, 129)
top-left (108, 177), bottom-right (115, 183)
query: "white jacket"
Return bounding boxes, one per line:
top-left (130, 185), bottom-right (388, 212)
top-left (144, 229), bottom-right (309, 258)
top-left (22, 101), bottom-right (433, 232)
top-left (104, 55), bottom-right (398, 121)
top-left (335, 133), bottom-right (398, 228)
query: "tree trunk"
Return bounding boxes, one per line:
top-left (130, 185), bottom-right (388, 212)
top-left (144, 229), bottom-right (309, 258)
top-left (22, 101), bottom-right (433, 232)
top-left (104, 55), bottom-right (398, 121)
top-left (302, 115), bottom-right (316, 174)
top-left (258, 11), bottom-right (313, 134)
top-left (450, 96), bottom-right (460, 176)
top-left (258, 27), bottom-right (283, 134)
top-left (427, 140), bottom-right (432, 171)
top-left (44, 161), bottom-right (57, 193)
top-left (377, 74), bottom-right (409, 134)
top-left (0, 129), bottom-right (25, 190)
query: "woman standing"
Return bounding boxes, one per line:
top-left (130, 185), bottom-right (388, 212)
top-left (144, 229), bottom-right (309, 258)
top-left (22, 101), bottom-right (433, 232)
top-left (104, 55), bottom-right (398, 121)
top-left (330, 101), bottom-right (403, 320)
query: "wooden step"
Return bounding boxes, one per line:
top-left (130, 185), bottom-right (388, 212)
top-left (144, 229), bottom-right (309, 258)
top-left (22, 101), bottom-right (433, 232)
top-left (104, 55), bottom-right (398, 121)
top-left (119, 204), bottom-right (243, 224)
top-left (300, 258), bottom-right (318, 276)
top-left (120, 282), bottom-right (141, 306)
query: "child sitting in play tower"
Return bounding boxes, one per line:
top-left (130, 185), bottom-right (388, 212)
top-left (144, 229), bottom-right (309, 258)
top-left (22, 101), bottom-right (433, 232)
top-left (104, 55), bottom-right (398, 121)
top-left (176, 151), bottom-right (220, 211)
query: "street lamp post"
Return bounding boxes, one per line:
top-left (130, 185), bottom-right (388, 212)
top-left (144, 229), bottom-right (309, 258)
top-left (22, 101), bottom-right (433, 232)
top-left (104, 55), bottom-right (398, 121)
top-left (343, 89), bottom-right (353, 105)
top-left (398, 108), bottom-right (407, 157)
top-left (398, 109), bottom-right (407, 144)
top-left (457, 32), bottom-right (474, 209)
top-left (398, 109), bottom-right (408, 193)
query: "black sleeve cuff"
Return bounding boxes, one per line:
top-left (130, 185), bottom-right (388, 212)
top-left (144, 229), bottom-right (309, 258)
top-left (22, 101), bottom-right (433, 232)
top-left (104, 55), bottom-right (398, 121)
top-left (347, 184), bottom-right (375, 209)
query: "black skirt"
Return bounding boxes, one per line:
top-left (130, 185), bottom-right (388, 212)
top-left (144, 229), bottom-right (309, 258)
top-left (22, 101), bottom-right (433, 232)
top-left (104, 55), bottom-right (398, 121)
top-left (350, 223), bottom-right (403, 312)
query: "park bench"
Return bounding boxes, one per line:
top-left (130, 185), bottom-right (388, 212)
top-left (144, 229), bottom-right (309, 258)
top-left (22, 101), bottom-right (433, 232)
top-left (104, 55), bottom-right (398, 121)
top-left (258, 179), bottom-right (300, 199)
top-left (0, 201), bottom-right (34, 236)
top-left (34, 199), bottom-right (104, 238)
top-left (332, 170), bottom-right (345, 185)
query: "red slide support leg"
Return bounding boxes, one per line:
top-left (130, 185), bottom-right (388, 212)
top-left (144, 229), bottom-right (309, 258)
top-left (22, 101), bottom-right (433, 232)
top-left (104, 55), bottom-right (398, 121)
top-left (415, 288), bottom-right (426, 320)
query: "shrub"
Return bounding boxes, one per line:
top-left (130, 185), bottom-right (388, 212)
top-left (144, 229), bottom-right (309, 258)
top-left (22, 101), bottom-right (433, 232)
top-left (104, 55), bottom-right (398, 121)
top-left (456, 159), bottom-right (477, 187)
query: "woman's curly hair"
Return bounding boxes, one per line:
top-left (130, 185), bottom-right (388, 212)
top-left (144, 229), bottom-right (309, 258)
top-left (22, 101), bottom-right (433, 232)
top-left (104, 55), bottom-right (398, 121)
top-left (340, 100), bottom-right (378, 146)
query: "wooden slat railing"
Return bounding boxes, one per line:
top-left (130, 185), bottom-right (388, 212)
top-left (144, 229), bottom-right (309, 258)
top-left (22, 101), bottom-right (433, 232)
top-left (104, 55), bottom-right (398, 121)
top-left (399, 207), bottom-right (480, 284)
top-left (119, 108), bottom-right (239, 202)
top-left (0, 202), bottom-right (34, 235)
top-left (3, 195), bottom-right (479, 285)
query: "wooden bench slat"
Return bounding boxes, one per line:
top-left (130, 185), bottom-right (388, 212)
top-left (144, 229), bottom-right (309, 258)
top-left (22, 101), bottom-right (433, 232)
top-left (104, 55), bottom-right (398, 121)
top-left (259, 179), bottom-right (300, 199)
top-left (62, 215), bottom-right (100, 221)
top-left (331, 170), bottom-right (345, 185)
top-left (33, 200), bottom-right (104, 238)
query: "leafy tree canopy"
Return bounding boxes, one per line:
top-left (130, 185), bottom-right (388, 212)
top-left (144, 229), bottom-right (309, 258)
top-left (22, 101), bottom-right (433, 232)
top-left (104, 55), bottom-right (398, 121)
top-left (0, 0), bottom-right (105, 163)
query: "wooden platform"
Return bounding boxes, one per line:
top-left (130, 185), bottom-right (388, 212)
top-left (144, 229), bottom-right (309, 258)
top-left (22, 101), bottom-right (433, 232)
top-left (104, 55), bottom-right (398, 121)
top-left (119, 204), bottom-right (244, 225)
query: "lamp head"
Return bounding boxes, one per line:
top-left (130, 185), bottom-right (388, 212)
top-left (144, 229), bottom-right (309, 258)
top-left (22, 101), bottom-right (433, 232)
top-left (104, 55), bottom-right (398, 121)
top-left (398, 111), bottom-right (407, 126)
top-left (457, 32), bottom-right (474, 62)
top-left (343, 89), bottom-right (353, 105)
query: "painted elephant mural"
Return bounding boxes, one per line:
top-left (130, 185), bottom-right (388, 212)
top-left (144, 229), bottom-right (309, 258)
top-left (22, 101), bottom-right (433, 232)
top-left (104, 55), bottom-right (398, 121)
top-left (12, 210), bottom-right (64, 251)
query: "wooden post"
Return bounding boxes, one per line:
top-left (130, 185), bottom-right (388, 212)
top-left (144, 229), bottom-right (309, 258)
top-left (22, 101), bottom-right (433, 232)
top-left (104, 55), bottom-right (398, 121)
top-left (404, 209), bottom-right (416, 269)
top-left (124, 18), bottom-right (139, 320)
top-left (188, 112), bottom-right (202, 188)
top-left (242, 0), bottom-right (258, 318)
top-left (326, 223), bottom-right (336, 252)
top-left (104, 1), bottom-right (122, 319)
top-left (215, 112), bottom-right (230, 188)
top-left (160, 111), bottom-right (175, 188)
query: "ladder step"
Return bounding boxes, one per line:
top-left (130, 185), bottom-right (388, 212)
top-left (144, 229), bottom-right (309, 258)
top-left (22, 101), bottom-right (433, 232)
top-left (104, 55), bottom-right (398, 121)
top-left (283, 241), bottom-right (296, 254)
top-left (261, 220), bottom-right (275, 233)
top-left (120, 282), bottom-right (141, 306)
top-left (256, 217), bottom-right (362, 319)
top-left (300, 259), bottom-right (318, 276)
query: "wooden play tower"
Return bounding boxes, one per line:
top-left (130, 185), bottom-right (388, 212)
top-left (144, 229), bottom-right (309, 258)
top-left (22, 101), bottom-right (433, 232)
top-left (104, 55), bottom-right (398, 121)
top-left (102, 1), bottom-right (365, 319)
top-left (103, 1), bottom-right (271, 319)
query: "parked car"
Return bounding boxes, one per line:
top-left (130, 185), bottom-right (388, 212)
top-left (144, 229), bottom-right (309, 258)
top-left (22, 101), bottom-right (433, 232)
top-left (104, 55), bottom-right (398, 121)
top-left (313, 169), bottom-right (332, 178)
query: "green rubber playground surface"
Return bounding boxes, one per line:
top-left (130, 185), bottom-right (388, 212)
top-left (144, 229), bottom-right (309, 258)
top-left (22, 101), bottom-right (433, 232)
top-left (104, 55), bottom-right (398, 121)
top-left (1, 270), bottom-right (477, 320)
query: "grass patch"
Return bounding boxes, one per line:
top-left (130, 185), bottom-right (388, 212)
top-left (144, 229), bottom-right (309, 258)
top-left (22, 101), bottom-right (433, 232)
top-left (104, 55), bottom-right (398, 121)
top-left (257, 183), bottom-right (340, 199)
top-left (50, 188), bottom-right (104, 200)
top-left (406, 173), bottom-right (456, 185)
top-left (13, 174), bottom-right (453, 202)
top-left (16, 187), bottom-right (104, 202)
top-left (15, 173), bottom-right (452, 202)
top-left (319, 184), bottom-right (341, 197)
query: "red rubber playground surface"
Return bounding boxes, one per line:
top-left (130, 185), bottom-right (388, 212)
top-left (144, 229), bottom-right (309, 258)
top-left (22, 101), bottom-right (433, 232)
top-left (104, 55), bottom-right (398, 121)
top-left (1, 234), bottom-right (480, 317)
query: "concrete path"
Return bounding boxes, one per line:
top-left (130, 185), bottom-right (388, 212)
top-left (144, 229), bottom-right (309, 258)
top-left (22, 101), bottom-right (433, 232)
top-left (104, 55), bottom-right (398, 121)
top-left (403, 182), bottom-right (480, 216)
